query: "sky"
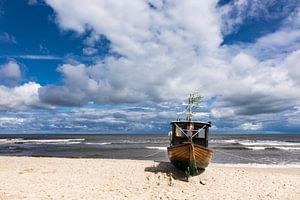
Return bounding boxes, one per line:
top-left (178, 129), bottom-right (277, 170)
top-left (0, 0), bottom-right (300, 134)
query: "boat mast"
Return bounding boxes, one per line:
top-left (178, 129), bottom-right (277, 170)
top-left (187, 94), bottom-right (192, 121)
top-left (186, 93), bottom-right (202, 121)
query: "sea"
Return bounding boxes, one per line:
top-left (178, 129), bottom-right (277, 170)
top-left (0, 134), bottom-right (299, 165)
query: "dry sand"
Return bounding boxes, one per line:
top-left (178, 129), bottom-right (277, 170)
top-left (0, 156), bottom-right (299, 200)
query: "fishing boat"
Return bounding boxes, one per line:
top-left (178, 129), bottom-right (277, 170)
top-left (167, 94), bottom-right (212, 176)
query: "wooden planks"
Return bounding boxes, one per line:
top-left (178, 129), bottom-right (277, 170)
top-left (167, 143), bottom-right (212, 167)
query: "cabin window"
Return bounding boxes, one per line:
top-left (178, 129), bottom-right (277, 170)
top-left (194, 124), bottom-right (206, 138)
top-left (173, 123), bottom-right (187, 137)
top-left (195, 127), bottom-right (205, 138)
top-left (173, 123), bottom-right (207, 138)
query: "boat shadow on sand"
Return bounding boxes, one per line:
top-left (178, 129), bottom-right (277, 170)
top-left (144, 161), bottom-right (205, 182)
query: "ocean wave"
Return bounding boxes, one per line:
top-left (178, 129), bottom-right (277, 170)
top-left (245, 146), bottom-right (300, 151)
top-left (85, 142), bottom-right (112, 145)
top-left (211, 139), bottom-right (300, 147)
top-left (212, 146), bottom-right (249, 150)
top-left (113, 140), bottom-right (167, 144)
top-left (245, 146), bottom-right (277, 150)
top-left (276, 147), bottom-right (300, 151)
top-left (238, 140), bottom-right (300, 147)
top-left (210, 139), bottom-right (237, 144)
top-left (0, 138), bottom-right (24, 144)
top-left (146, 146), bottom-right (167, 151)
top-left (0, 138), bottom-right (85, 145)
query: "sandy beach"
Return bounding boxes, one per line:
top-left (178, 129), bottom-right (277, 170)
top-left (0, 156), bottom-right (299, 200)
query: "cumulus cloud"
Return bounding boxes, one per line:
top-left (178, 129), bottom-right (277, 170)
top-left (0, 0), bottom-right (298, 132)
top-left (0, 117), bottom-right (30, 127)
top-left (82, 47), bottom-right (98, 56)
top-left (286, 106), bottom-right (300, 126)
top-left (0, 61), bottom-right (22, 86)
top-left (207, 7), bottom-right (300, 126)
top-left (219, 0), bottom-right (299, 35)
top-left (0, 62), bottom-right (50, 111)
top-left (42, 0), bottom-right (223, 105)
top-left (210, 49), bottom-right (300, 119)
top-left (284, 50), bottom-right (300, 86)
top-left (0, 62), bottom-right (54, 111)
top-left (0, 82), bottom-right (50, 111)
top-left (39, 0), bottom-right (300, 132)
top-left (240, 122), bottom-right (262, 131)
top-left (240, 8), bottom-right (300, 58)
top-left (0, 104), bottom-right (180, 133)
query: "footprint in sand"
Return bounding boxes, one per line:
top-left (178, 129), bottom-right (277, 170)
top-left (19, 168), bottom-right (34, 174)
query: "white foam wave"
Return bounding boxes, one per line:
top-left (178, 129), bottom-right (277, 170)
top-left (85, 142), bottom-right (111, 145)
top-left (24, 139), bottom-right (85, 144)
top-left (0, 138), bottom-right (85, 144)
top-left (211, 139), bottom-right (300, 147)
top-left (112, 139), bottom-right (167, 144)
top-left (146, 146), bottom-right (167, 151)
top-left (245, 146), bottom-right (300, 151)
top-left (210, 139), bottom-right (237, 144)
top-left (246, 147), bottom-right (267, 150)
top-left (0, 138), bottom-right (24, 144)
top-left (276, 147), bottom-right (300, 151)
top-left (239, 140), bottom-right (300, 146)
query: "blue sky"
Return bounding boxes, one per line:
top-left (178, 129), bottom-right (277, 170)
top-left (0, 0), bottom-right (300, 134)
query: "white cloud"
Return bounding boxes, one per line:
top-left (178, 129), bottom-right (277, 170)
top-left (286, 106), bottom-right (300, 125)
top-left (0, 104), bottom-right (179, 133)
top-left (41, 1), bottom-right (300, 122)
top-left (0, 117), bottom-right (30, 126)
top-left (227, 7), bottom-right (300, 59)
top-left (43, 0), bottom-right (223, 105)
top-left (0, 61), bottom-right (22, 85)
top-left (219, 0), bottom-right (298, 35)
top-left (0, 82), bottom-right (50, 111)
top-left (0, 63), bottom-right (53, 111)
top-left (240, 122), bottom-right (262, 130)
top-left (210, 49), bottom-right (300, 119)
top-left (0, 61), bottom-right (21, 79)
top-left (82, 47), bottom-right (98, 56)
top-left (0, 0), bottom-right (297, 132)
top-left (15, 55), bottom-right (62, 60)
top-left (280, 50), bottom-right (300, 86)
top-left (257, 30), bottom-right (300, 49)
top-left (211, 107), bottom-right (235, 118)
top-left (46, 0), bottom-right (222, 57)
top-left (253, 8), bottom-right (300, 56)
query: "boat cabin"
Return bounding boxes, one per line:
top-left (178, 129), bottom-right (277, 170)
top-left (169, 121), bottom-right (211, 147)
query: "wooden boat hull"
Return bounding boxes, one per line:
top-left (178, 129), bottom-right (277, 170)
top-left (167, 143), bottom-right (212, 176)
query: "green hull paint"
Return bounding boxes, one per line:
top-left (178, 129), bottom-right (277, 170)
top-left (189, 160), bottom-right (197, 176)
top-left (170, 159), bottom-right (208, 176)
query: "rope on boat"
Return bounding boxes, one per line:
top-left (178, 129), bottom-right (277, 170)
top-left (144, 148), bottom-right (269, 164)
top-left (144, 150), bottom-right (164, 158)
top-left (174, 123), bottom-right (207, 138)
top-left (213, 149), bottom-right (264, 164)
top-left (174, 123), bottom-right (189, 137)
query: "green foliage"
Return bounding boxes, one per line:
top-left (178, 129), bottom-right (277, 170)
top-left (188, 93), bottom-right (203, 107)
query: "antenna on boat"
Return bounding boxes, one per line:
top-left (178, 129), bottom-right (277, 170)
top-left (186, 93), bottom-right (203, 121)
